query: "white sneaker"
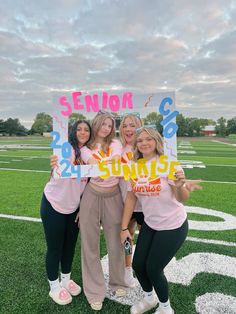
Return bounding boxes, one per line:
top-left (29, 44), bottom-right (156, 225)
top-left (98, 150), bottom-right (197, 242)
top-left (125, 266), bottom-right (136, 288)
top-left (130, 297), bottom-right (158, 314)
top-left (154, 307), bottom-right (174, 314)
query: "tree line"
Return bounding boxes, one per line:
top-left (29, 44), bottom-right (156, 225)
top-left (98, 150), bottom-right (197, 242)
top-left (0, 112), bottom-right (236, 137)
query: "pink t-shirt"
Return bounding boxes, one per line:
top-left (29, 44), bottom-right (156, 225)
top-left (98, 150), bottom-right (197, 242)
top-left (119, 144), bottom-right (142, 212)
top-left (44, 177), bottom-right (87, 214)
top-left (81, 139), bottom-right (122, 187)
top-left (127, 161), bottom-right (186, 230)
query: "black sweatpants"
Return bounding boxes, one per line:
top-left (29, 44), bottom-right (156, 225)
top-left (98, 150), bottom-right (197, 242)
top-left (132, 219), bottom-right (188, 302)
top-left (40, 193), bottom-right (79, 281)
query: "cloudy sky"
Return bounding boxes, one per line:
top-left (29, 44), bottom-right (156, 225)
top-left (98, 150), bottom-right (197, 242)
top-left (0, 0), bottom-right (235, 128)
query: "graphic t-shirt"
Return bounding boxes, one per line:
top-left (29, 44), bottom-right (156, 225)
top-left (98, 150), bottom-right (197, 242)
top-left (81, 139), bottom-right (122, 187)
top-left (127, 159), bottom-right (186, 230)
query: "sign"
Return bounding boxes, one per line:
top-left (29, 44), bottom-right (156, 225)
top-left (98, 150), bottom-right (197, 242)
top-left (51, 91), bottom-right (179, 181)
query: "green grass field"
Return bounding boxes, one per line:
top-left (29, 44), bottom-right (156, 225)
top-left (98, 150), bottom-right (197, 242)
top-left (0, 136), bottom-right (235, 314)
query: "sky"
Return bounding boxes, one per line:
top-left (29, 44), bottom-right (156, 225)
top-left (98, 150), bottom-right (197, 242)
top-left (0, 0), bottom-right (236, 129)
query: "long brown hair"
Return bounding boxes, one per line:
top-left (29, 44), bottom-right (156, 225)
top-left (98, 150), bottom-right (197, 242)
top-left (89, 112), bottom-right (115, 151)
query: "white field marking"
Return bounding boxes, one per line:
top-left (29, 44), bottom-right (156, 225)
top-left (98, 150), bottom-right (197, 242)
top-left (0, 154), bottom-right (49, 159)
top-left (195, 293), bottom-right (236, 314)
top-left (202, 180), bottom-right (236, 184)
top-left (185, 206), bottom-right (236, 231)
top-left (11, 159), bottom-right (22, 162)
top-left (0, 161), bottom-right (10, 164)
top-left (180, 156), bottom-right (235, 159)
top-left (186, 237), bottom-right (236, 247)
top-left (0, 144), bottom-right (50, 149)
top-left (178, 150), bottom-right (196, 154)
top-left (212, 140), bottom-right (236, 147)
top-left (101, 252), bottom-right (236, 307)
top-left (0, 214), bottom-right (41, 222)
top-left (180, 160), bottom-right (206, 168)
top-left (0, 168), bottom-right (49, 173)
top-left (182, 165), bottom-right (206, 168)
top-left (164, 253), bottom-right (236, 285)
top-left (204, 164), bottom-right (236, 167)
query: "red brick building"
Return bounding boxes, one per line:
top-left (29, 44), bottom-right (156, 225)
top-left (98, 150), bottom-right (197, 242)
top-left (201, 125), bottom-right (216, 136)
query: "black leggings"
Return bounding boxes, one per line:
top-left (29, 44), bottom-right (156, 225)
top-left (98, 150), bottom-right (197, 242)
top-left (133, 219), bottom-right (188, 302)
top-left (40, 194), bottom-right (79, 281)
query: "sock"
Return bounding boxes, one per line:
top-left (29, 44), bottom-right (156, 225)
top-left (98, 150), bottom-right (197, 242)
top-left (61, 272), bottom-right (71, 285)
top-left (144, 290), bottom-right (154, 303)
top-left (48, 278), bottom-right (60, 292)
top-left (159, 300), bottom-right (172, 313)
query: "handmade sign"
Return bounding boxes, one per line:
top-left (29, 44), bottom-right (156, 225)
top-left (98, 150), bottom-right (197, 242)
top-left (51, 91), bottom-right (179, 181)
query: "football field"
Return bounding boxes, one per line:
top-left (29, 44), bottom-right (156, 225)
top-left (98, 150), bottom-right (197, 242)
top-left (0, 136), bottom-right (235, 314)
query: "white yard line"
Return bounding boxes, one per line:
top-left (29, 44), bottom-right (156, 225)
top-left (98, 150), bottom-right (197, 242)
top-left (0, 154), bottom-right (49, 158)
top-left (0, 214), bottom-right (41, 222)
top-left (212, 140), bottom-right (236, 147)
top-left (201, 180), bottom-right (236, 184)
top-left (1, 213), bottom-right (235, 247)
top-left (205, 164), bottom-right (236, 167)
top-left (186, 236), bottom-right (236, 247)
top-left (0, 168), bottom-right (49, 173)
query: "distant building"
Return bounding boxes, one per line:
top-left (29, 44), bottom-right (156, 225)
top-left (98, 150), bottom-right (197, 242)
top-left (201, 125), bottom-right (216, 136)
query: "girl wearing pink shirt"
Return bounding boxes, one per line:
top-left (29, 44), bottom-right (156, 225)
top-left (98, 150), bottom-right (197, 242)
top-left (40, 120), bottom-right (91, 305)
top-left (79, 111), bottom-right (128, 311)
top-left (119, 114), bottom-right (144, 288)
top-left (121, 127), bottom-right (197, 314)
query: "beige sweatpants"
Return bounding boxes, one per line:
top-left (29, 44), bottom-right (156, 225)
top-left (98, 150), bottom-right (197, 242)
top-left (79, 183), bottom-right (127, 304)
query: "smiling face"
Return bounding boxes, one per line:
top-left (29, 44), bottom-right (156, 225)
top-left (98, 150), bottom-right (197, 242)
top-left (97, 117), bottom-right (113, 139)
top-left (76, 122), bottom-right (90, 145)
top-left (120, 114), bottom-right (142, 147)
top-left (122, 116), bottom-right (137, 145)
top-left (136, 130), bottom-right (157, 160)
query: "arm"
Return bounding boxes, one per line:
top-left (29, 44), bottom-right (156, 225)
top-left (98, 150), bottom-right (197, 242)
top-left (120, 191), bottom-right (137, 244)
top-left (80, 146), bottom-right (99, 164)
top-left (50, 155), bottom-right (58, 168)
top-left (185, 180), bottom-right (202, 192)
top-left (171, 170), bottom-right (190, 203)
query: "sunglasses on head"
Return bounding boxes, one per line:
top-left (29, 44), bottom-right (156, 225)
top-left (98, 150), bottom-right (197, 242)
top-left (122, 112), bottom-right (141, 118)
top-left (97, 110), bottom-right (116, 120)
top-left (136, 125), bottom-right (157, 133)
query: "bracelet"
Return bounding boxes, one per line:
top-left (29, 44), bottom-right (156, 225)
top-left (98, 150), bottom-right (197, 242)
top-left (121, 228), bottom-right (128, 231)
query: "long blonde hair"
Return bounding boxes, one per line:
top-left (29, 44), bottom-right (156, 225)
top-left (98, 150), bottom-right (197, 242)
top-left (89, 112), bottom-right (116, 151)
top-left (134, 127), bottom-right (164, 160)
top-left (119, 114), bottom-right (143, 146)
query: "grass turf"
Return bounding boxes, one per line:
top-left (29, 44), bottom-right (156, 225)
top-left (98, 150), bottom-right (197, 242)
top-left (0, 137), bottom-right (235, 313)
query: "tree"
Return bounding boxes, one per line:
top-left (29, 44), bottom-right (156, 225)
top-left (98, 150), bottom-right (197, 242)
top-left (3, 118), bottom-right (27, 136)
top-left (0, 119), bottom-right (6, 134)
top-left (227, 117), bottom-right (236, 134)
top-left (30, 112), bottom-right (52, 134)
top-left (68, 113), bottom-right (87, 129)
top-left (144, 112), bottom-right (163, 133)
top-left (176, 114), bottom-right (187, 136)
top-left (216, 117), bottom-right (227, 137)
